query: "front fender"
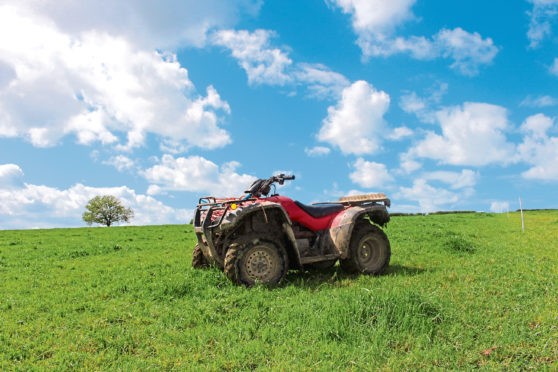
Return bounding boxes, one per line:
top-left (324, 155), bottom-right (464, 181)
top-left (202, 202), bottom-right (302, 268)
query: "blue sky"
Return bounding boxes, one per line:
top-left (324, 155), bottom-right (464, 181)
top-left (1, 0), bottom-right (557, 229)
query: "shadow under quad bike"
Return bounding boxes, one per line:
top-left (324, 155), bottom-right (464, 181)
top-left (192, 174), bottom-right (391, 286)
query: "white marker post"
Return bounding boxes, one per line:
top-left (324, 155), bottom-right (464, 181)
top-left (519, 197), bottom-right (525, 232)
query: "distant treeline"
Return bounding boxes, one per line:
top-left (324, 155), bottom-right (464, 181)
top-left (392, 209), bottom-right (558, 217)
top-left (391, 211), bottom-right (477, 217)
top-left (515, 209), bottom-right (558, 212)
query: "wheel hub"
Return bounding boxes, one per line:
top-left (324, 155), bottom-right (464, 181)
top-left (358, 238), bottom-right (381, 268)
top-left (244, 247), bottom-right (275, 280)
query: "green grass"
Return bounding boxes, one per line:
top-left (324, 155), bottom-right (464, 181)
top-left (1, 211), bottom-right (556, 370)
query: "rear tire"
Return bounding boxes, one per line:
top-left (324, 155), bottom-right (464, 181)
top-left (192, 244), bottom-right (209, 269)
top-left (341, 223), bottom-right (390, 274)
top-left (224, 237), bottom-right (288, 287)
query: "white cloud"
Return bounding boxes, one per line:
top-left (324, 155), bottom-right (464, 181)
top-left (318, 80), bottom-right (390, 155)
top-left (11, 0), bottom-right (261, 50)
top-left (294, 63), bottom-right (351, 99)
top-left (366, 29), bottom-right (499, 76)
top-left (387, 126), bottom-right (413, 140)
top-left (0, 164), bottom-right (192, 229)
top-left (329, 0), bottom-right (416, 37)
top-left (305, 146), bottom-right (331, 157)
top-left (102, 155), bottom-right (136, 172)
top-left (421, 169), bottom-right (478, 189)
top-left (434, 28), bottom-right (499, 76)
top-left (412, 102), bottom-right (516, 166)
top-left (142, 154), bottom-right (256, 196)
top-left (521, 95), bottom-right (558, 107)
top-left (518, 114), bottom-right (558, 180)
top-left (400, 92), bottom-right (426, 114)
top-left (349, 158), bottom-right (394, 188)
top-left (329, 0), bottom-right (498, 75)
top-left (399, 151), bottom-right (422, 174)
top-left (396, 179), bottom-right (460, 213)
top-left (211, 29), bottom-right (293, 86)
top-left (0, 163), bottom-right (24, 189)
top-left (527, 0), bottom-right (558, 48)
top-left (400, 82), bottom-right (448, 123)
top-left (0, 5), bottom-right (232, 151)
top-left (490, 201), bottom-right (510, 213)
top-left (211, 30), bottom-right (351, 98)
top-left (551, 58), bottom-right (558, 76)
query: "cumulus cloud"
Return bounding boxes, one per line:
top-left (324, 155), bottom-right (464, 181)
top-left (518, 114), bottom-right (558, 180)
top-left (11, 0), bottom-right (261, 50)
top-left (211, 30), bottom-right (350, 98)
top-left (434, 28), bottom-right (499, 76)
top-left (399, 152), bottom-right (422, 174)
top-left (421, 169), bottom-right (478, 190)
top-left (349, 158), bottom-right (394, 188)
top-left (411, 102), bottom-right (516, 166)
top-left (0, 164), bottom-right (192, 229)
top-left (551, 58), bottom-right (558, 76)
top-left (142, 154), bottom-right (256, 196)
top-left (520, 95), bottom-right (558, 107)
top-left (305, 146), bottom-right (331, 157)
top-left (396, 179), bottom-right (461, 213)
top-left (370, 29), bottom-right (499, 76)
top-left (318, 80), bottom-right (390, 155)
top-left (102, 155), bottom-right (136, 172)
top-left (527, 0), bottom-right (558, 48)
top-left (387, 126), bottom-right (413, 140)
top-left (0, 163), bottom-right (24, 189)
top-left (328, 0), bottom-right (498, 75)
top-left (0, 5), bottom-right (231, 150)
top-left (211, 29), bottom-right (293, 86)
top-left (328, 0), bottom-right (416, 37)
top-left (294, 63), bottom-right (351, 99)
top-left (399, 82), bottom-right (448, 123)
top-left (490, 201), bottom-right (510, 213)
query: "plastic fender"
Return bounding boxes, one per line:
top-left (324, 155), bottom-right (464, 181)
top-left (328, 205), bottom-right (389, 259)
top-left (218, 202), bottom-right (302, 268)
top-left (218, 201), bottom-right (292, 230)
top-left (265, 195), bottom-right (342, 231)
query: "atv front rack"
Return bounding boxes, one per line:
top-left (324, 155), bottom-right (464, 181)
top-left (194, 197), bottom-right (258, 264)
top-left (194, 197), bottom-right (255, 230)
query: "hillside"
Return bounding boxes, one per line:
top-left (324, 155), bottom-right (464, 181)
top-left (1, 211), bottom-right (556, 370)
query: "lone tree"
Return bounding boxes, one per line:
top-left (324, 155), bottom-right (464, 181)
top-left (82, 195), bottom-right (134, 227)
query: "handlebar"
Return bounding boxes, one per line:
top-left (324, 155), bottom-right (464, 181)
top-left (244, 173), bottom-right (295, 197)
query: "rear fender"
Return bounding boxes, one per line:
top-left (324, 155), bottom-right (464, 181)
top-left (328, 205), bottom-right (390, 259)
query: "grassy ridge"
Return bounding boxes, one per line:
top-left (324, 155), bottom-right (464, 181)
top-left (1, 212), bottom-right (556, 370)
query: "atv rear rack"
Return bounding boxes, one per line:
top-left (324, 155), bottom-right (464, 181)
top-left (312, 193), bottom-right (390, 208)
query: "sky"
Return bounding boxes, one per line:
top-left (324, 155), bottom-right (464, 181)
top-left (1, 0), bottom-right (557, 229)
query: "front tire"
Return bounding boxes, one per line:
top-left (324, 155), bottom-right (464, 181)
top-left (224, 237), bottom-right (288, 286)
top-left (341, 223), bottom-right (390, 274)
top-left (192, 244), bottom-right (209, 269)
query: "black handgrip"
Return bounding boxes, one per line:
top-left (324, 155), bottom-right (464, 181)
top-left (283, 175), bottom-right (295, 180)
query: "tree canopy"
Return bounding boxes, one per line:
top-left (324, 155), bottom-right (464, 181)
top-left (82, 195), bottom-right (134, 227)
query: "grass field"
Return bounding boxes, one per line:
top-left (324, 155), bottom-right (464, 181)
top-left (1, 211), bottom-right (557, 370)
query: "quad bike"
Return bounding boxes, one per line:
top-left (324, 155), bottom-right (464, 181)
top-left (192, 174), bottom-right (391, 286)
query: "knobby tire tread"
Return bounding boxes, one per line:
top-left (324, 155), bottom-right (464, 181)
top-left (192, 244), bottom-right (209, 269)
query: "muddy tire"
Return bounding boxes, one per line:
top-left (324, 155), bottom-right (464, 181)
top-left (340, 223), bottom-right (390, 274)
top-left (192, 244), bottom-right (209, 269)
top-left (224, 237), bottom-right (288, 287)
